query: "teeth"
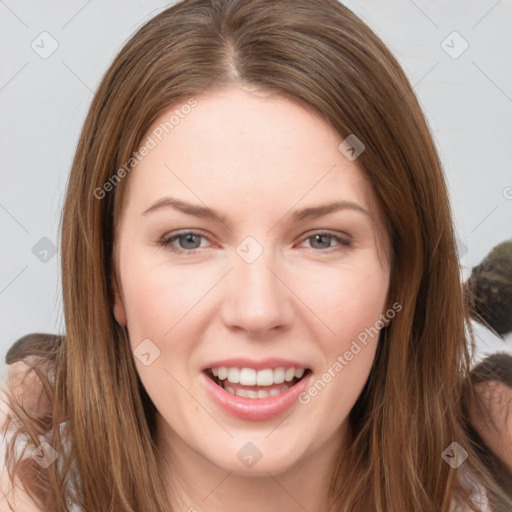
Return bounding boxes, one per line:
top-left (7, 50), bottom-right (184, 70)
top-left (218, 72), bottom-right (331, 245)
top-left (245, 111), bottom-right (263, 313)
top-left (256, 369), bottom-right (274, 386)
top-left (273, 367), bottom-right (285, 384)
top-left (211, 366), bottom-right (308, 386)
top-left (234, 387), bottom-right (248, 398)
top-left (227, 367), bottom-right (240, 384)
top-left (284, 368), bottom-right (295, 382)
top-left (223, 384), bottom-right (292, 399)
top-left (239, 368), bottom-right (257, 386)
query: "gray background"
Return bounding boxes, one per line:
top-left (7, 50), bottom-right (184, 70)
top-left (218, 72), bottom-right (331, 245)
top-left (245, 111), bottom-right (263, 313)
top-left (1, 0), bottom-right (512, 377)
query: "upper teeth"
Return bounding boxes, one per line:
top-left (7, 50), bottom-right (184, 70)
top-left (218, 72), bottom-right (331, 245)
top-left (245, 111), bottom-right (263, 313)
top-left (211, 367), bottom-right (305, 386)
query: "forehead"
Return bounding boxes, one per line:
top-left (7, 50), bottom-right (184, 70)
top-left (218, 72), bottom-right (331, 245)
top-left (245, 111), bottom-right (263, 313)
top-left (117, 86), bottom-right (387, 244)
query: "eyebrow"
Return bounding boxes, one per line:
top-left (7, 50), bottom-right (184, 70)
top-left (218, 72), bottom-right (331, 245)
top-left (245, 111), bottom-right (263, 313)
top-left (142, 196), bottom-right (372, 223)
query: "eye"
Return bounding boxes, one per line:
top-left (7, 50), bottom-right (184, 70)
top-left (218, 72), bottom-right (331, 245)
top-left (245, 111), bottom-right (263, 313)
top-left (157, 231), bottom-right (209, 255)
top-left (156, 230), bottom-right (352, 255)
top-left (299, 231), bottom-right (353, 252)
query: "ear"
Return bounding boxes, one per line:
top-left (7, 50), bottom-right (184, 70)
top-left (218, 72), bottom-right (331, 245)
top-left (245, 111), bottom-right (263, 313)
top-left (112, 281), bottom-right (127, 327)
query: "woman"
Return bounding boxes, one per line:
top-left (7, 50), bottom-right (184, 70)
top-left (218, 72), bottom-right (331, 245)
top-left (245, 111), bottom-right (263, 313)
top-left (1, 0), bottom-right (510, 510)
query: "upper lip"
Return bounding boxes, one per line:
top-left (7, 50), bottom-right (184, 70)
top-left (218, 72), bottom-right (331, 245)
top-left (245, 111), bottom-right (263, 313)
top-left (201, 358), bottom-right (310, 372)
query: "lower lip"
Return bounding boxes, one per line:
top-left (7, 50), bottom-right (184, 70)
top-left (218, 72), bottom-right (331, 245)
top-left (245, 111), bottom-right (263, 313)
top-left (200, 371), bottom-right (312, 421)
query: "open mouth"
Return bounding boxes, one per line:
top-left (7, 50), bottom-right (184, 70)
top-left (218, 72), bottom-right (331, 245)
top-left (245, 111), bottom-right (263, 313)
top-left (204, 367), bottom-right (312, 399)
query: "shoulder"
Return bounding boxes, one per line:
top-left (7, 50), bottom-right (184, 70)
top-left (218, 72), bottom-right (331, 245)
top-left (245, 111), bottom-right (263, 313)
top-left (1, 368), bottom-right (83, 512)
top-left (0, 379), bottom-right (44, 512)
top-left (0, 474), bottom-right (44, 511)
top-left (3, 359), bottom-right (51, 415)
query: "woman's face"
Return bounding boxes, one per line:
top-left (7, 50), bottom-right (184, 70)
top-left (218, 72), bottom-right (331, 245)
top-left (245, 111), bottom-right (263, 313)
top-left (112, 85), bottom-right (391, 476)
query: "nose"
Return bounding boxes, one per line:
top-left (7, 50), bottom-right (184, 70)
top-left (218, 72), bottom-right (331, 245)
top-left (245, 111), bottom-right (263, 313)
top-left (220, 246), bottom-right (294, 336)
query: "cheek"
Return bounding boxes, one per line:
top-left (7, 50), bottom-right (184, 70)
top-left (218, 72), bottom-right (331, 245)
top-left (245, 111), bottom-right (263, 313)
top-left (120, 257), bottom-right (207, 344)
top-left (295, 255), bottom-right (389, 342)
top-left (120, 262), bottom-right (204, 403)
top-left (300, 266), bottom-right (386, 427)
top-left (298, 255), bottom-right (389, 409)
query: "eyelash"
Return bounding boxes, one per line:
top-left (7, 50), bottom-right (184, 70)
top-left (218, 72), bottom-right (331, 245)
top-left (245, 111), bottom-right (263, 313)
top-left (156, 230), bottom-right (353, 255)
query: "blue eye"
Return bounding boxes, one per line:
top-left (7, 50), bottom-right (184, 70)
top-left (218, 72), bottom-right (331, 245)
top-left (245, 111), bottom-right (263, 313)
top-left (157, 230), bottom-right (352, 255)
top-left (304, 232), bottom-right (352, 251)
top-left (157, 231), bottom-right (206, 254)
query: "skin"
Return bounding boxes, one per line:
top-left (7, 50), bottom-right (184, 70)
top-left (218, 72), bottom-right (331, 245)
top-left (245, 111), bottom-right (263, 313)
top-left (470, 380), bottom-right (512, 473)
top-left (5, 360), bottom-right (50, 415)
top-left (0, 361), bottom-right (50, 512)
top-left (112, 85), bottom-right (391, 512)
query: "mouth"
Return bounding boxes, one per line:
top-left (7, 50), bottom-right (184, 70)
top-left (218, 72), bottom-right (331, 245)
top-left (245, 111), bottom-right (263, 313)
top-left (203, 366), bottom-right (312, 399)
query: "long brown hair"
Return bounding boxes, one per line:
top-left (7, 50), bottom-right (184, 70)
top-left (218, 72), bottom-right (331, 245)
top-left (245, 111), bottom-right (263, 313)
top-left (2, 0), bottom-right (511, 510)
